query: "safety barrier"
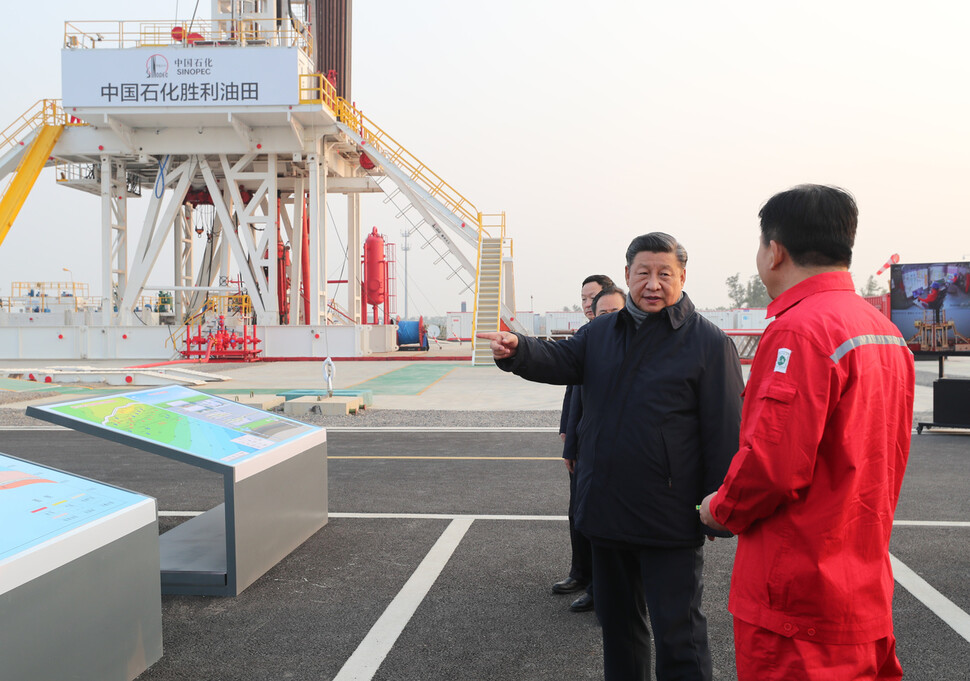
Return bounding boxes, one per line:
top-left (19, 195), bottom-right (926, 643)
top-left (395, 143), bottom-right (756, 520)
top-left (63, 19), bottom-right (312, 52)
top-left (0, 100), bottom-right (79, 156)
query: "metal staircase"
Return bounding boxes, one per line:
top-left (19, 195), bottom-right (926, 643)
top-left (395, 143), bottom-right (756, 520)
top-left (471, 236), bottom-right (504, 365)
top-left (305, 83), bottom-right (526, 344)
top-left (0, 100), bottom-right (73, 248)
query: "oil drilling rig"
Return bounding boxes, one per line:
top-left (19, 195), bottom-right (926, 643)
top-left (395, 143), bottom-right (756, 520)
top-left (0, 1), bottom-right (521, 362)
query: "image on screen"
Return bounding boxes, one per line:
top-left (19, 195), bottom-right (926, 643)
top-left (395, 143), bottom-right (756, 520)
top-left (890, 262), bottom-right (970, 356)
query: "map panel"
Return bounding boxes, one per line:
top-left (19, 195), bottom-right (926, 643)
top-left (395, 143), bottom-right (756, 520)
top-left (32, 386), bottom-right (320, 467)
top-left (0, 454), bottom-right (147, 561)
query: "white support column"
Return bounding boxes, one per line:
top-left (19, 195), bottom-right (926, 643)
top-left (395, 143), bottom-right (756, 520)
top-left (266, 154), bottom-right (279, 324)
top-left (174, 205), bottom-right (193, 322)
top-left (112, 160), bottom-right (128, 323)
top-left (347, 192), bottom-right (361, 324)
top-left (100, 155), bottom-right (113, 324)
top-left (119, 156), bottom-right (197, 314)
top-left (215, 153), bottom-right (277, 323)
top-left (288, 178), bottom-right (305, 324)
top-left (199, 156), bottom-right (268, 321)
top-left (307, 149), bottom-right (328, 324)
top-left (220, 184), bottom-right (232, 285)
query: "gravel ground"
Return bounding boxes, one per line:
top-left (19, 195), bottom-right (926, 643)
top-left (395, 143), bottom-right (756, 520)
top-left (292, 409), bottom-right (560, 429)
top-left (4, 400), bottom-right (931, 430)
top-left (0, 391), bottom-right (50, 406)
top-left (1, 400), bottom-right (560, 430)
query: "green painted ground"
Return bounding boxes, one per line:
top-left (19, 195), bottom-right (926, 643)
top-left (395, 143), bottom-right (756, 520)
top-left (346, 363), bottom-right (460, 395)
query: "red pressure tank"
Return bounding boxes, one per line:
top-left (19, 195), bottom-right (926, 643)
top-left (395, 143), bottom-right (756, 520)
top-left (363, 227), bottom-right (386, 308)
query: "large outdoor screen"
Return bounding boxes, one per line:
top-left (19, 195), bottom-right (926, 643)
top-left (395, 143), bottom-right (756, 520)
top-left (890, 261), bottom-right (970, 356)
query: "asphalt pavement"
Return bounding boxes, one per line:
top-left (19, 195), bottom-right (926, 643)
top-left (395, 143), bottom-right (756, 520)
top-left (1, 424), bottom-right (968, 680)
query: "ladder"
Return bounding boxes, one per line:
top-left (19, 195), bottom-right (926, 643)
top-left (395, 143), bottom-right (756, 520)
top-left (471, 236), bottom-right (504, 366)
top-left (0, 101), bottom-right (73, 248)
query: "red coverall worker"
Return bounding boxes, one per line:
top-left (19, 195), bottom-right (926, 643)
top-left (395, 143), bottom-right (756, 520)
top-left (708, 271), bottom-right (915, 679)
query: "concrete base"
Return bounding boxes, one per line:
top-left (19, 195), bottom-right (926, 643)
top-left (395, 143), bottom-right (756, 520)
top-left (220, 394), bottom-right (286, 410)
top-left (1, 514), bottom-right (162, 681)
top-left (278, 389), bottom-right (373, 408)
top-left (284, 395), bottom-right (362, 416)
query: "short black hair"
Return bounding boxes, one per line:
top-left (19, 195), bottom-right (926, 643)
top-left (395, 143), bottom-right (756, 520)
top-left (592, 286), bottom-right (626, 315)
top-left (625, 233), bottom-right (687, 268)
top-left (759, 184), bottom-right (857, 267)
top-left (582, 274), bottom-right (615, 288)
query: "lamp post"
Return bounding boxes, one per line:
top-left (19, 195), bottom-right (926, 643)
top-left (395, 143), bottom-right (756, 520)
top-left (62, 267), bottom-right (76, 310)
top-left (400, 228), bottom-right (410, 319)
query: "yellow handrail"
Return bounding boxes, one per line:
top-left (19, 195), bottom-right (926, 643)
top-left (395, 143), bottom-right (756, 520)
top-left (0, 99), bottom-right (78, 155)
top-left (298, 73), bottom-right (340, 110)
top-left (332, 97), bottom-right (484, 234)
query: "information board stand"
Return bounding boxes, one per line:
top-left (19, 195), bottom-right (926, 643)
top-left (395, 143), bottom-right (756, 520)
top-left (28, 386), bottom-right (328, 596)
top-left (916, 356), bottom-right (970, 433)
top-left (0, 452), bottom-right (162, 681)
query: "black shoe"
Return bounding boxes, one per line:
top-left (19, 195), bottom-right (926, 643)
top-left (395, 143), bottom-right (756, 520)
top-left (569, 592), bottom-right (594, 612)
top-left (552, 577), bottom-right (586, 594)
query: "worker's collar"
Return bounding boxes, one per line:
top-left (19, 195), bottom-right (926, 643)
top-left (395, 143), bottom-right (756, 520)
top-left (767, 271), bottom-right (855, 318)
top-left (618, 292), bottom-right (694, 330)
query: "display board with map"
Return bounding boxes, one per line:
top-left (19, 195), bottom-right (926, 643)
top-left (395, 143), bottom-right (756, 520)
top-left (26, 385), bottom-right (328, 596)
top-left (0, 453), bottom-right (149, 565)
top-left (0, 452), bottom-right (161, 681)
top-left (27, 385), bottom-right (323, 475)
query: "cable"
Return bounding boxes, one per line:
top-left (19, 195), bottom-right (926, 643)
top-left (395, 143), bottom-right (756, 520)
top-left (154, 154), bottom-right (170, 199)
top-left (407, 276), bottom-right (442, 317)
top-left (326, 201), bottom-right (351, 300)
top-left (188, 0), bottom-right (201, 35)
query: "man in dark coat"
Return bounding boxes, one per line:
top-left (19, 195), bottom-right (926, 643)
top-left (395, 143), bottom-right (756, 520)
top-left (553, 273), bottom-right (614, 613)
top-left (479, 233), bottom-right (743, 681)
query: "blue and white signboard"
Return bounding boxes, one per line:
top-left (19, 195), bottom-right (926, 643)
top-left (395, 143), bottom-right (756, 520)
top-left (0, 453), bottom-right (155, 595)
top-left (62, 46), bottom-right (300, 107)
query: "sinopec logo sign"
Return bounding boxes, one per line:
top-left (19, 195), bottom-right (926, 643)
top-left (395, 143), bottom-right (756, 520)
top-left (146, 54), bottom-right (169, 78)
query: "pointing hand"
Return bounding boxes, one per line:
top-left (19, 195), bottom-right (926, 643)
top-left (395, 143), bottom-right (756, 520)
top-left (476, 331), bottom-right (519, 360)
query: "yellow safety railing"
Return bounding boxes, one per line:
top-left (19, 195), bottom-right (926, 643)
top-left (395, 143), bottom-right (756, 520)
top-left (298, 73), bottom-right (340, 110)
top-left (480, 212), bottom-right (506, 243)
top-left (64, 19), bottom-right (313, 53)
top-left (330, 96), bottom-right (487, 235)
top-left (167, 292), bottom-right (254, 349)
top-left (10, 281), bottom-right (94, 313)
top-left (0, 100), bottom-right (80, 156)
top-left (181, 293), bottom-right (254, 324)
top-left (54, 161), bottom-right (99, 184)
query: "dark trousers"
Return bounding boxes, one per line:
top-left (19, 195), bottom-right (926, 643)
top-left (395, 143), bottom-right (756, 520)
top-left (592, 543), bottom-right (711, 681)
top-left (567, 469), bottom-right (593, 590)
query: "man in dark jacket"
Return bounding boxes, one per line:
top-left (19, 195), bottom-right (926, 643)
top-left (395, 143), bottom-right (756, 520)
top-left (554, 274), bottom-right (614, 613)
top-left (479, 233), bottom-right (743, 681)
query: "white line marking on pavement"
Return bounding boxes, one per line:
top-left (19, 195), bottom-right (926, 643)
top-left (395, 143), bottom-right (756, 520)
top-left (161, 512), bottom-right (969, 525)
top-left (330, 512), bottom-right (567, 521)
top-left (891, 553), bottom-right (970, 643)
top-left (325, 426), bottom-right (559, 432)
top-left (332, 517), bottom-right (474, 681)
top-left (0, 425), bottom-right (559, 432)
top-left (159, 511), bottom-right (568, 521)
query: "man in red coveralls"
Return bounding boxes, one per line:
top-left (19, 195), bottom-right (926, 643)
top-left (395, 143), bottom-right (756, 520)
top-left (699, 184), bottom-right (915, 680)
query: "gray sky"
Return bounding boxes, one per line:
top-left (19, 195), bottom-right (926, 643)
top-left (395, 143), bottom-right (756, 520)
top-left (1, 1), bottom-right (968, 315)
